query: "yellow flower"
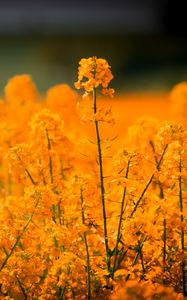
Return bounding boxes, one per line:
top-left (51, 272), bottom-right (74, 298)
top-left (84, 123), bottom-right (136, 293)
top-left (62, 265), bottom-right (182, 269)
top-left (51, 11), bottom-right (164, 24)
top-left (4, 74), bottom-right (38, 105)
top-left (170, 81), bottom-right (187, 105)
top-left (75, 56), bottom-right (114, 96)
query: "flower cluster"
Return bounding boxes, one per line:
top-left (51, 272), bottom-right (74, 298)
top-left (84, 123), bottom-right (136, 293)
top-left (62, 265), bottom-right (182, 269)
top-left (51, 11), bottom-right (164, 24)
top-left (74, 56), bottom-right (115, 96)
top-left (0, 60), bottom-right (186, 299)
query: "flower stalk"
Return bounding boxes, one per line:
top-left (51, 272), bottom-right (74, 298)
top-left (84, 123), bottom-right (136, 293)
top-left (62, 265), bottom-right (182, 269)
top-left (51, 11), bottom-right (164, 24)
top-left (179, 155), bottom-right (187, 296)
top-left (111, 158), bottom-right (130, 279)
top-left (93, 87), bottom-right (110, 271)
top-left (80, 188), bottom-right (91, 300)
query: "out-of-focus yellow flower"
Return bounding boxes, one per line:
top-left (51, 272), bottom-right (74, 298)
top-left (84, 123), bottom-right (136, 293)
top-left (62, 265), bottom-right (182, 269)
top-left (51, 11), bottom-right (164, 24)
top-left (46, 84), bottom-right (80, 133)
top-left (170, 81), bottom-right (187, 121)
top-left (170, 81), bottom-right (187, 105)
top-left (75, 56), bottom-right (114, 96)
top-left (46, 84), bottom-right (77, 110)
top-left (4, 74), bottom-right (38, 105)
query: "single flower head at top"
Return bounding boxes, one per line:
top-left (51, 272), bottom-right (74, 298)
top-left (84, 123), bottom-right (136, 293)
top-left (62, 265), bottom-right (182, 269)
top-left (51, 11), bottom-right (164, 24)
top-left (74, 56), bottom-right (114, 97)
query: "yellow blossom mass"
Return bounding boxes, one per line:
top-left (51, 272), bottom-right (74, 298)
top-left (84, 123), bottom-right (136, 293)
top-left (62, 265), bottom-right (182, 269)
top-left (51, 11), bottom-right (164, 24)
top-left (0, 59), bottom-right (186, 299)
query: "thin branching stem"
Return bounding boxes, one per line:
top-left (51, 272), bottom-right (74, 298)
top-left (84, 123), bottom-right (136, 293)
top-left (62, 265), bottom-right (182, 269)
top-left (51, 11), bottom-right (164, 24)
top-left (179, 155), bottom-right (187, 296)
top-left (138, 239), bottom-right (145, 276)
top-left (16, 275), bottom-right (27, 299)
top-left (130, 144), bottom-right (168, 218)
top-left (25, 168), bottom-right (35, 185)
top-left (80, 188), bottom-right (91, 300)
top-left (149, 140), bottom-right (164, 198)
top-left (93, 87), bottom-right (110, 271)
top-left (150, 140), bottom-right (166, 278)
top-left (130, 173), bottom-right (155, 218)
top-left (163, 217), bottom-right (167, 268)
top-left (46, 127), bottom-right (58, 223)
top-left (116, 248), bottom-right (129, 270)
top-left (126, 236), bottom-right (147, 281)
top-left (15, 152), bottom-right (35, 185)
top-left (149, 140), bottom-right (159, 166)
top-left (111, 159), bottom-right (131, 278)
top-left (0, 197), bottom-right (40, 272)
top-left (46, 128), bottom-right (53, 184)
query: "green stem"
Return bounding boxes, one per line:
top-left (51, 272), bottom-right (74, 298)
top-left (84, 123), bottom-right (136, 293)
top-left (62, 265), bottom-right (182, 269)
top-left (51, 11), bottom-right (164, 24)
top-left (149, 140), bottom-right (164, 198)
top-left (93, 88), bottom-right (110, 271)
top-left (58, 285), bottom-right (66, 299)
top-left (16, 275), bottom-right (27, 299)
top-left (179, 155), bottom-right (187, 296)
top-left (126, 236), bottom-right (147, 281)
top-left (58, 202), bottom-right (62, 225)
top-left (163, 218), bottom-right (167, 274)
top-left (138, 239), bottom-right (145, 276)
top-left (80, 188), bottom-right (91, 300)
top-left (14, 151), bottom-right (35, 185)
top-left (149, 140), bottom-right (166, 280)
top-left (162, 219), bottom-right (167, 285)
top-left (25, 168), bottom-right (35, 185)
top-left (115, 248), bottom-right (129, 271)
top-left (46, 128), bottom-right (57, 223)
top-left (130, 144), bottom-right (168, 218)
top-left (46, 128), bottom-right (53, 184)
top-left (0, 197), bottom-right (39, 272)
top-left (111, 159), bottom-right (130, 279)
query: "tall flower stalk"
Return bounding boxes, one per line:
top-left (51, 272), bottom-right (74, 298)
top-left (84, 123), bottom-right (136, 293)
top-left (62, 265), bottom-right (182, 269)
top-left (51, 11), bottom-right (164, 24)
top-left (111, 158), bottom-right (130, 279)
top-left (149, 140), bottom-right (167, 281)
top-left (179, 154), bottom-right (187, 296)
top-left (80, 188), bottom-right (91, 300)
top-left (75, 56), bottom-right (114, 272)
top-left (93, 86), bottom-right (110, 270)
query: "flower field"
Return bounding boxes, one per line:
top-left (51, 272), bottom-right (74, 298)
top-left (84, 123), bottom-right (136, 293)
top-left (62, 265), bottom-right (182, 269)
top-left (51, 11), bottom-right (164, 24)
top-left (0, 57), bottom-right (187, 299)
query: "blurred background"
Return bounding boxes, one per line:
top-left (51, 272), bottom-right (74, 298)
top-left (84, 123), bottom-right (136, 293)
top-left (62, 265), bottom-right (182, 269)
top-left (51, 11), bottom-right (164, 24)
top-left (0, 0), bottom-right (187, 94)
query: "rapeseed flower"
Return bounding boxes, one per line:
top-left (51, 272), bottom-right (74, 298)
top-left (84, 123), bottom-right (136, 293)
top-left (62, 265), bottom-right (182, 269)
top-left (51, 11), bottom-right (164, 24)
top-left (75, 56), bottom-right (114, 96)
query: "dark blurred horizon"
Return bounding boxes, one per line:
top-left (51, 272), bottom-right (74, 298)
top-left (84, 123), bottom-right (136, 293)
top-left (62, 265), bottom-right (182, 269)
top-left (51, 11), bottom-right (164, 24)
top-left (0, 0), bottom-right (186, 36)
top-left (0, 0), bottom-right (186, 94)
top-left (0, 0), bottom-right (160, 35)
